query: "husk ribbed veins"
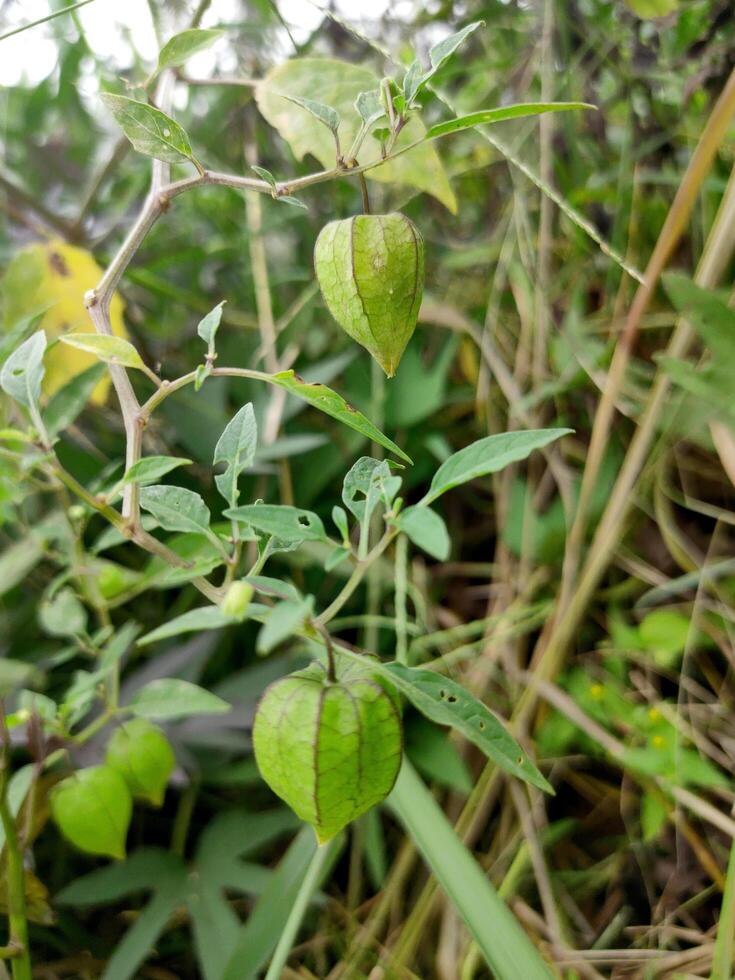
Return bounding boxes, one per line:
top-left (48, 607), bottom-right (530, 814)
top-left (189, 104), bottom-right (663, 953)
top-left (252, 661), bottom-right (403, 844)
top-left (314, 212), bottom-right (424, 377)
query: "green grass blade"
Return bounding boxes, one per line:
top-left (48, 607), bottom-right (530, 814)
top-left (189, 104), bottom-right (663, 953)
top-left (387, 761), bottom-right (553, 980)
top-left (264, 838), bottom-right (337, 980)
top-left (712, 837), bottom-right (735, 979)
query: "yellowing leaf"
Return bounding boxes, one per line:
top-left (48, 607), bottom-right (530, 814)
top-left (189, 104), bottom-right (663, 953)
top-left (255, 58), bottom-right (457, 212)
top-left (1, 240), bottom-right (128, 405)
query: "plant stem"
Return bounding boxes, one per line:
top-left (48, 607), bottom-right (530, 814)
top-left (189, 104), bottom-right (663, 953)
top-left (0, 725), bottom-right (31, 980)
top-left (315, 529), bottom-right (397, 627)
top-left (263, 839), bottom-right (334, 980)
top-left (358, 172), bottom-right (371, 214)
top-left (712, 836), bottom-right (735, 979)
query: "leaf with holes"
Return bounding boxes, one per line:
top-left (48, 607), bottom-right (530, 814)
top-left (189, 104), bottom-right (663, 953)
top-left (372, 660), bottom-right (550, 792)
top-left (1, 330), bottom-right (46, 411)
top-left (101, 94), bottom-right (199, 168)
top-left (225, 504), bottom-right (326, 543)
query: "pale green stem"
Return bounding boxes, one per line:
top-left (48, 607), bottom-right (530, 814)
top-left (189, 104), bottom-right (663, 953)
top-left (712, 838), bottom-right (735, 979)
top-left (394, 533), bottom-right (409, 664)
top-left (264, 839), bottom-right (334, 980)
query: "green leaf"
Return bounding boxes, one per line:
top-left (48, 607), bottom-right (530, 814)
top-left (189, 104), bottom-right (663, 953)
top-left (0, 766), bottom-right (35, 853)
top-left (405, 716), bottom-right (473, 793)
top-left (278, 195), bottom-right (308, 210)
top-left (397, 505), bottom-right (450, 561)
top-left (255, 58), bottom-right (456, 212)
top-left (256, 597), bottom-right (313, 654)
top-left (428, 21), bottom-right (485, 73)
top-left (51, 765), bottom-right (132, 859)
top-left (423, 429), bottom-right (571, 504)
top-left (60, 333), bottom-right (146, 371)
top-left (625, 0), bottom-right (678, 16)
top-left (251, 165), bottom-right (277, 188)
top-left (402, 62), bottom-right (423, 106)
top-left (43, 362), bottom-right (106, 436)
top-left (664, 274), bottom-right (735, 362)
top-left (426, 102), bottom-right (595, 140)
top-left (129, 679), bottom-right (230, 721)
top-left (137, 605), bottom-right (248, 647)
top-left (0, 535), bottom-right (45, 597)
top-left (106, 719), bottom-right (175, 806)
top-left (0, 329), bottom-right (46, 410)
top-left (378, 661), bottom-right (551, 792)
top-left (220, 828), bottom-right (319, 980)
top-left (354, 89), bottom-right (384, 126)
top-left (280, 93), bottom-right (340, 135)
top-left (101, 93), bottom-right (198, 168)
top-left (120, 456), bottom-right (192, 489)
top-left (331, 505), bottom-right (349, 542)
top-left (197, 300), bottom-right (226, 350)
top-left (139, 485), bottom-right (212, 536)
top-left (225, 503), bottom-right (326, 543)
top-left (342, 457), bottom-right (401, 523)
top-left (39, 587), bottom-right (87, 637)
top-left (157, 28), bottom-right (223, 71)
top-left (268, 370), bottom-right (411, 464)
top-left (213, 403), bottom-right (258, 507)
top-left (388, 762), bottom-right (554, 980)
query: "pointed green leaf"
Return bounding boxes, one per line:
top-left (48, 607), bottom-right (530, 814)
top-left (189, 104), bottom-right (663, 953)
top-left (129, 679), bottom-right (230, 721)
top-left (397, 505), bottom-right (450, 561)
top-left (427, 102), bottom-right (595, 140)
top-left (257, 597), bottom-right (313, 654)
top-left (43, 362), bottom-right (107, 436)
top-left (60, 333), bottom-right (145, 370)
top-left (280, 93), bottom-right (340, 135)
top-left (381, 663), bottom-right (551, 792)
top-left (39, 587), bottom-right (87, 637)
top-left (139, 485), bottom-right (212, 536)
top-left (120, 456), bottom-right (192, 489)
top-left (157, 28), bottom-right (223, 71)
top-left (355, 89), bottom-right (384, 126)
top-left (423, 429), bottom-right (571, 504)
top-left (251, 165), bottom-right (277, 188)
top-left (225, 503), bottom-right (326, 543)
top-left (213, 403), bottom-right (258, 507)
top-left (255, 58), bottom-right (456, 212)
top-left (664, 274), bottom-right (735, 361)
top-left (267, 369), bottom-right (411, 463)
top-left (0, 329), bottom-right (46, 410)
top-left (138, 605), bottom-right (254, 646)
top-left (428, 21), bottom-right (485, 73)
top-left (101, 93), bottom-right (198, 167)
top-left (197, 300), bottom-right (225, 350)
